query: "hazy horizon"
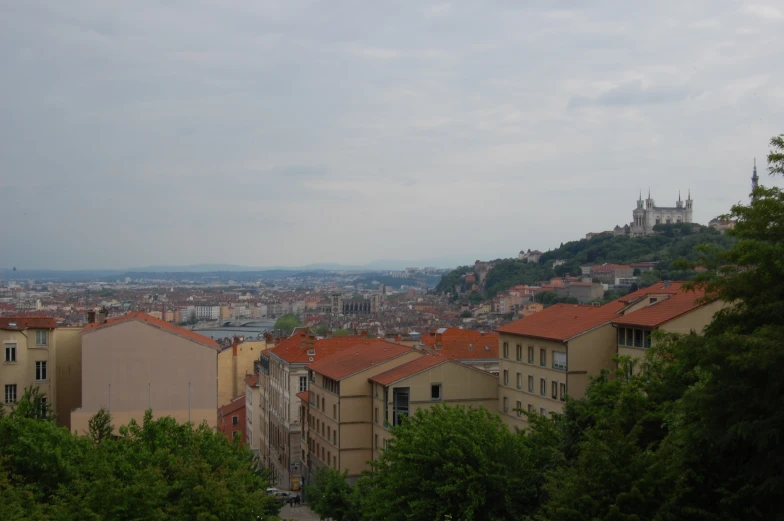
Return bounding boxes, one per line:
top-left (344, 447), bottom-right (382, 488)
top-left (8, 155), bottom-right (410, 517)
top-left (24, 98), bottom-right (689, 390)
top-left (2, 1), bottom-right (783, 270)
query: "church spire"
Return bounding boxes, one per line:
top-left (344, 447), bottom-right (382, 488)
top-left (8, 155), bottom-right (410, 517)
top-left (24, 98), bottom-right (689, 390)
top-left (678, 190), bottom-right (681, 202)
top-left (752, 158), bottom-right (759, 193)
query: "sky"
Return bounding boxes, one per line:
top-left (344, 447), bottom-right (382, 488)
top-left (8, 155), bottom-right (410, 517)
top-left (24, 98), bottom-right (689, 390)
top-left (1, 0), bottom-right (783, 270)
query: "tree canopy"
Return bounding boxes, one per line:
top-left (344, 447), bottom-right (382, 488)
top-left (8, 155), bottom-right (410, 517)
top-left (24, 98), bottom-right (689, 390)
top-left (273, 312), bottom-right (303, 334)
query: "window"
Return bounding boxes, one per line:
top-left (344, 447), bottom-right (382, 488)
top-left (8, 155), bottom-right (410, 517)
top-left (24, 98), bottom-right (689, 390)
top-left (333, 430), bottom-right (336, 445)
top-left (528, 346), bottom-right (534, 363)
top-left (560, 383), bottom-right (566, 402)
top-left (333, 455), bottom-right (337, 468)
top-left (431, 384), bottom-right (441, 401)
top-left (40, 397), bottom-right (48, 418)
top-left (516, 344), bottom-right (522, 361)
top-left (553, 352), bottom-right (567, 371)
top-left (299, 376), bottom-right (307, 392)
top-left (503, 370), bottom-right (509, 385)
top-left (321, 397), bottom-right (325, 411)
top-left (383, 438), bottom-right (389, 450)
top-left (327, 451), bottom-right (331, 466)
top-left (540, 378), bottom-right (546, 396)
top-left (309, 370), bottom-right (315, 383)
top-left (540, 348), bottom-right (546, 367)
top-left (634, 329), bottom-right (643, 348)
top-left (528, 375), bottom-right (534, 392)
top-left (327, 426), bottom-right (331, 440)
top-left (503, 396), bottom-right (509, 413)
top-left (516, 373), bottom-right (522, 390)
top-left (375, 407), bottom-right (379, 424)
top-left (322, 376), bottom-right (340, 394)
top-left (333, 404), bottom-right (336, 419)
top-left (5, 384), bottom-right (17, 404)
top-left (528, 404), bottom-right (533, 413)
top-left (232, 430), bottom-right (241, 441)
top-left (392, 387), bottom-right (409, 426)
top-left (375, 433), bottom-right (379, 449)
top-left (35, 361), bottom-right (47, 382)
top-left (35, 330), bottom-right (48, 346)
top-left (540, 407), bottom-right (546, 415)
top-left (232, 415), bottom-right (238, 426)
top-left (516, 400), bottom-right (522, 417)
top-left (503, 342), bottom-right (509, 359)
top-left (4, 343), bottom-right (16, 363)
top-left (552, 381), bottom-right (558, 399)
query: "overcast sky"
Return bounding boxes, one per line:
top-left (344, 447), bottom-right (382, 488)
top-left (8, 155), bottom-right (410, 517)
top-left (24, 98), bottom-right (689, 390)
top-left (1, 0), bottom-right (783, 270)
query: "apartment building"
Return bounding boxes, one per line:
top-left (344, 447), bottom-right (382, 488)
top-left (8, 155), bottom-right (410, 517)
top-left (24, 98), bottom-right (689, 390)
top-left (218, 395), bottom-right (246, 443)
top-left (245, 374), bottom-right (260, 454)
top-left (419, 327), bottom-right (499, 375)
top-left (71, 312), bottom-right (220, 434)
top-left (496, 282), bottom-right (722, 430)
top-left (369, 354), bottom-right (498, 461)
top-left (217, 337), bottom-right (269, 407)
top-left (300, 343), bottom-right (421, 483)
top-left (258, 330), bottom-right (399, 490)
top-left (1, 317), bottom-right (58, 415)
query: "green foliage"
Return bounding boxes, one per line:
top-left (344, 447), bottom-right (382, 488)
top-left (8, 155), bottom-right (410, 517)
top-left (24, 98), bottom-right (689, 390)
top-left (333, 328), bottom-right (351, 336)
top-left (459, 310), bottom-right (473, 318)
top-left (484, 260), bottom-right (555, 298)
top-left (8, 386), bottom-right (54, 422)
top-left (87, 407), bottom-right (113, 443)
top-left (467, 291), bottom-right (483, 304)
top-left (0, 409), bottom-right (277, 520)
top-left (434, 265), bottom-right (474, 295)
top-left (534, 291), bottom-right (579, 307)
top-left (274, 312), bottom-right (303, 334)
top-left (305, 466), bottom-right (357, 521)
top-left (362, 405), bottom-right (558, 521)
top-left (313, 325), bottom-right (330, 336)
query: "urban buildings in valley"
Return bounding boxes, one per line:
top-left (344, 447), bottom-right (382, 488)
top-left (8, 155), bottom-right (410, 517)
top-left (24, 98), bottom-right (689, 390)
top-left (218, 395), bottom-right (246, 442)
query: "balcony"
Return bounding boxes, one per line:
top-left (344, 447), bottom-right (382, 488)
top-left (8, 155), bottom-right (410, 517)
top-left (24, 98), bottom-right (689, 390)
top-left (617, 327), bottom-right (652, 349)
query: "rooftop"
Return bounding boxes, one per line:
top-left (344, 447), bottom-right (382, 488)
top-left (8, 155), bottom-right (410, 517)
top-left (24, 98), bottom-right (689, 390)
top-left (81, 311), bottom-right (219, 350)
top-left (0, 316), bottom-right (58, 330)
top-left (612, 287), bottom-right (709, 328)
top-left (218, 395), bottom-right (245, 416)
top-left (369, 354), bottom-right (448, 386)
top-left (496, 301), bottom-right (625, 341)
top-left (306, 342), bottom-right (415, 381)
top-left (270, 331), bottom-right (399, 365)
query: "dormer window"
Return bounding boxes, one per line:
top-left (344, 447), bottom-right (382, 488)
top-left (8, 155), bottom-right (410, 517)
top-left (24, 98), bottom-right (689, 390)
top-left (307, 349), bottom-right (315, 356)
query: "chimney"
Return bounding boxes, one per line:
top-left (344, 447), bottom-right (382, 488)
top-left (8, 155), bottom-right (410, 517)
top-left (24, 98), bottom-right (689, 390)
top-left (97, 306), bottom-right (108, 325)
top-left (87, 310), bottom-right (96, 324)
top-left (395, 333), bottom-right (401, 342)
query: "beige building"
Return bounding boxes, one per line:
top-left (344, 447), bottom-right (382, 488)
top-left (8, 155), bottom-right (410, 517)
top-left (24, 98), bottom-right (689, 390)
top-left (300, 343), bottom-right (421, 483)
top-left (54, 327), bottom-right (82, 429)
top-left (369, 355), bottom-right (498, 462)
top-left (258, 330), bottom-right (397, 490)
top-left (217, 338), bottom-right (269, 407)
top-left (71, 312), bottom-right (220, 434)
top-left (496, 282), bottom-right (722, 430)
top-left (1, 317), bottom-right (58, 416)
top-left (245, 374), bottom-right (261, 454)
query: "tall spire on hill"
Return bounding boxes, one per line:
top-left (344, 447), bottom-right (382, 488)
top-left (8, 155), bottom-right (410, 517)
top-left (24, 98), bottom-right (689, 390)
top-left (752, 158), bottom-right (759, 195)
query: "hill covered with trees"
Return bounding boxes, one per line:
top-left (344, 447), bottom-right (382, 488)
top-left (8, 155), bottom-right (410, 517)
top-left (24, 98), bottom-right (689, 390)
top-left (436, 223), bottom-right (736, 299)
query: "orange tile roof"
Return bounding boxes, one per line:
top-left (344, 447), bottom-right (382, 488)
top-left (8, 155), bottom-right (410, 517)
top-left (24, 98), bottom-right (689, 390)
top-left (218, 395), bottom-right (245, 415)
top-left (296, 391), bottom-right (310, 404)
top-left (245, 374), bottom-right (258, 387)
top-left (420, 328), bottom-right (499, 360)
top-left (369, 354), bottom-right (448, 386)
top-left (496, 301), bottom-right (625, 341)
top-left (612, 287), bottom-right (709, 328)
top-left (617, 281), bottom-right (686, 304)
top-left (0, 316), bottom-right (57, 330)
top-left (270, 332), bottom-right (397, 365)
top-left (306, 342), bottom-right (416, 381)
top-left (81, 312), bottom-right (219, 350)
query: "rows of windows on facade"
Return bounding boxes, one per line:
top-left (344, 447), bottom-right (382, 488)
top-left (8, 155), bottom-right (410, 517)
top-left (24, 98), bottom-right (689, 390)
top-left (501, 341), bottom-right (566, 417)
top-left (4, 330), bottom-right (49, 412)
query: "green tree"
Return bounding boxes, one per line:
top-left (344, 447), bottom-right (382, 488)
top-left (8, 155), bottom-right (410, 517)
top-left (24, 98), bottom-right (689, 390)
top-left (363, 405), bottom-right (555, 521)
top-left (313, 325), bottom-right (330, 336)
top-left (8, 386), bottom-right (54, 421)
top-left (305, 466), bottom-right (357, 521)
top-left (87, 407), bottom-right (113, 443)
top-left (274, 313), bottom-right (303, 334)
top-left (459, 310), bottom-right (473, 318)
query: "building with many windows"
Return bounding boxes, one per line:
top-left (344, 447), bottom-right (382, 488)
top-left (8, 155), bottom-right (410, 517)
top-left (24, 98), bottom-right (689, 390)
top-left (1, 317), bottom-right (58, 415)
top-left (496, 282), bottom-right (725, 430)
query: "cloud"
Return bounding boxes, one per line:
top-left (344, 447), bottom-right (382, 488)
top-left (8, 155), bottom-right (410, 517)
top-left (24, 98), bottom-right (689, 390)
top-left (568, 80), bottom-right (696, 109)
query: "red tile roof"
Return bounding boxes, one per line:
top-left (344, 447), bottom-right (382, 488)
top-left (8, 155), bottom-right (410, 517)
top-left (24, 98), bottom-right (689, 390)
top-left (296, 391), bottom-right (310, 404)
top-left (245, 374), bottom-right (258, 387)
top-left (612, 287), bottom-right (709, 328)
top-left (306, 342), bottom-right (416, 381)
top-left (496, 301), bottom-right (625, 341)
top-left (270, 331), bottom-right (399, 365)
top-left (218, 395), bottom-right (245, 415)
top-left (81, 312), bottom-right (219, 350)
top-left (0, 316), bottom-right (58, 330)
top-left (420, 328), bottom-right (499, 360)
top-left (617, 281), bottom-right (686, 304)
top-left (369, 354), bottom-right (448, 386)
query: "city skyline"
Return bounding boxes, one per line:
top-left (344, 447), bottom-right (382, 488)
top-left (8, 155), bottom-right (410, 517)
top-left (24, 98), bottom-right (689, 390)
top-left (2, 0), bottom-right (783, 270)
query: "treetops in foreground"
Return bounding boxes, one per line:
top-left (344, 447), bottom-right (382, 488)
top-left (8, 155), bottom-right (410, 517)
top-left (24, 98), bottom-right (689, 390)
top-left (0, 392), bottom-right (279, 521)
top-left (305, 135), bottom-right (784, 521)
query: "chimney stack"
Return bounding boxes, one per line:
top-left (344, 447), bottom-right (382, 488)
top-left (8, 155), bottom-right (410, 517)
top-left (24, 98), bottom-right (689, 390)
top-left (97, 306), bottom-right (108, 325)
top-left (87, 310), bottom-right (96, 324)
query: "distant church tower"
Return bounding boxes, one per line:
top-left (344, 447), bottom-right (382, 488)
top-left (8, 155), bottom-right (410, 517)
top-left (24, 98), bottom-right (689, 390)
top-left (629, 189), bottom-right (693, 236)
top-left (752, 158), bottom-right (759, 194)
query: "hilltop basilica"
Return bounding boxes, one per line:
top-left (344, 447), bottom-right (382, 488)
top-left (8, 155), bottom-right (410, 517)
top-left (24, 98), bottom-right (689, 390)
top-left (613, 190), bottom-right (693, 237)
